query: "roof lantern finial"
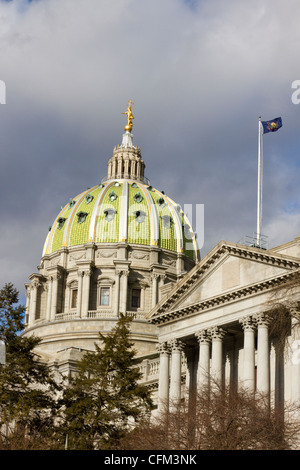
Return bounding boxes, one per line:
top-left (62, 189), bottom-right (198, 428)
top-left (122, 99), bottom-right (134, 132)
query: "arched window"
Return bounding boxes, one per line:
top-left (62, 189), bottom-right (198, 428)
top-left (71, 289), bottom-right (78, 309)
top-left (100, 287), bottom-right (110, 306)
top-left (96, 276), bottom-right (115, 308)
top-left (131, 288), bottom-right (141, 308)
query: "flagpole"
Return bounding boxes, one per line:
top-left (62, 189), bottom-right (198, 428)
top-left (256, 116), bottom-right (262, 247)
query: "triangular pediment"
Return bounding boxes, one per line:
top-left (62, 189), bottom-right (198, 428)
top-left (147, 240), bottom-right (300, 322)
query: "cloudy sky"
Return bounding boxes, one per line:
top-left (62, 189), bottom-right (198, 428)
top-left (1, 0), bottom-right (300, 304)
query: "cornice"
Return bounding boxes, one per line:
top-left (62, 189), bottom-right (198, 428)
top-left (147, 240), bottom-right (300, 323)
top-left (150, 269), bottom-right (300, 325)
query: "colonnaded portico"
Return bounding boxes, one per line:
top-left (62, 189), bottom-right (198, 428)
top-left (156, 313), bottom-right (276, 411)
top-left (148, 239), bottom-right (300, 412)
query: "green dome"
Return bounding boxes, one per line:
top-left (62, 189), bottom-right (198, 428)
top-left (43, 179), bottom-right (199, 261)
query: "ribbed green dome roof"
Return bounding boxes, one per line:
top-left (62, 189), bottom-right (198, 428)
top-left (43, 179), bottom-right (199, 261)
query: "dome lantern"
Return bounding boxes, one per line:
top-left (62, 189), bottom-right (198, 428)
top-left (106, 99), bottom-right (146, 183)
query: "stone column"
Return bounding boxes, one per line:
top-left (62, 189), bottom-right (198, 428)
top-left (255, 313), bottom-right (270, 395)
top-left (210, 326), bottom-right (226, 387)
top-left (64, 281), bottom-right (70, 313)
top-left (25, 284), bottom-right (30, 326)
top-left (117, 156), bottom-right (123, 178)
top-left (50, 274), bottom-right (60, 321)
top-left (124, 156), bottom-right (130, 178)
top-left (136, 161), bottom-right (141, 180)
top-left (46, 277), bottom-right (53, 322)
top-left (81, 268), bottom-right (92, 317)
top-left (224, 351), bottom-right (233, 389)
top-left (120, 270), bottom-right (129, 315)
top-left (27, 283), bottom-right (33, 327)
top-left (111, 158), bottom-right (117, 178)
top-left (151, 273), bottom-right (159, 308)
top-left (114, 270), bottom-right (121, 316)
top-left (157, 342), bottom-right (171, 412)
top-left (108, 161), bottom-right (112, 179)
top-left (29, 280), bottom-right (41, 326)
top-left (240, 316), bottom-right (256, 392)
top-left (130, 160), bottom-right (136, 179)
top-left (169, 338), bottom-right (184, 409)
top-left (76, 270), bottom-right (84, 317)
top-left (195, 329), bottom-right (211, 389)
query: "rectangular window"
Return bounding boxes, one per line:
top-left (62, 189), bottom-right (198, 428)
top-left (100, 287), bottom-right (110, 306)
top-left (131, 289), bottom-right (141, 308)
top-left (71, 289), bottom-right (78, 309)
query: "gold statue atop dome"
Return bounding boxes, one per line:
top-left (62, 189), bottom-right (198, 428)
top-left (122, 99), bottom-right (134, 132)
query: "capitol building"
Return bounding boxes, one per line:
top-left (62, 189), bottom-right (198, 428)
top-left (23, 102), bottom-right (300, 412)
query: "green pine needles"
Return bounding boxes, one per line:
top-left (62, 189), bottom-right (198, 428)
top-left (0, 283), bottom-right (61, 450)
top-left (61, 314), bottom-right (153, 450)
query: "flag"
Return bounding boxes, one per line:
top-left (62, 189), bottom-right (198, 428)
top-left (261, 117), bottom-right (282, 134)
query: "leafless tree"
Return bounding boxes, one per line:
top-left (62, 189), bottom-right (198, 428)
top-left (118, 384), bottom-right (300, 450)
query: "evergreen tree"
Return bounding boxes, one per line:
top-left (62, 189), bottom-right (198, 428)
top-left (0, 282), bottom-right (24, 345)
top-left (61, 314), bottom-right (153, 450)
top-left (0, 283), bottom-right (61, 449)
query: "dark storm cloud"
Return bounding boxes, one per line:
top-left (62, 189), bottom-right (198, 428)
top-left (1, 0), bottom-right (300, 300)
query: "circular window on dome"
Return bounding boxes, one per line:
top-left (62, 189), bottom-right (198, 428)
top-left (109, 191), bottom-right (118, 202)
top-left (85, 193), bottom-right (94, 204)
top-left (104, 208), bottom-right (116, 222)
top-left (134, 192), bottom-right (143, 203)
top-left (68, 198), bottom-right (76, 209)
top-left (77, 211), bottom-right (88, 224)
top-left (134, 210), bottom-right (146, 223)
top-left (114, 182), bottom-right (120, 187)
top-left (57, 217), bottom-right (66, 230)
top-left (131, 182), bottom-right (138, 188)
top-left (158, 197), bottom-right (166, 207)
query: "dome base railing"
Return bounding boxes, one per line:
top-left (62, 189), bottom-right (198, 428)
top-left (101, 175), bottom-right (151, 185)
top-left (25, 310), bottom-right (147, 327)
